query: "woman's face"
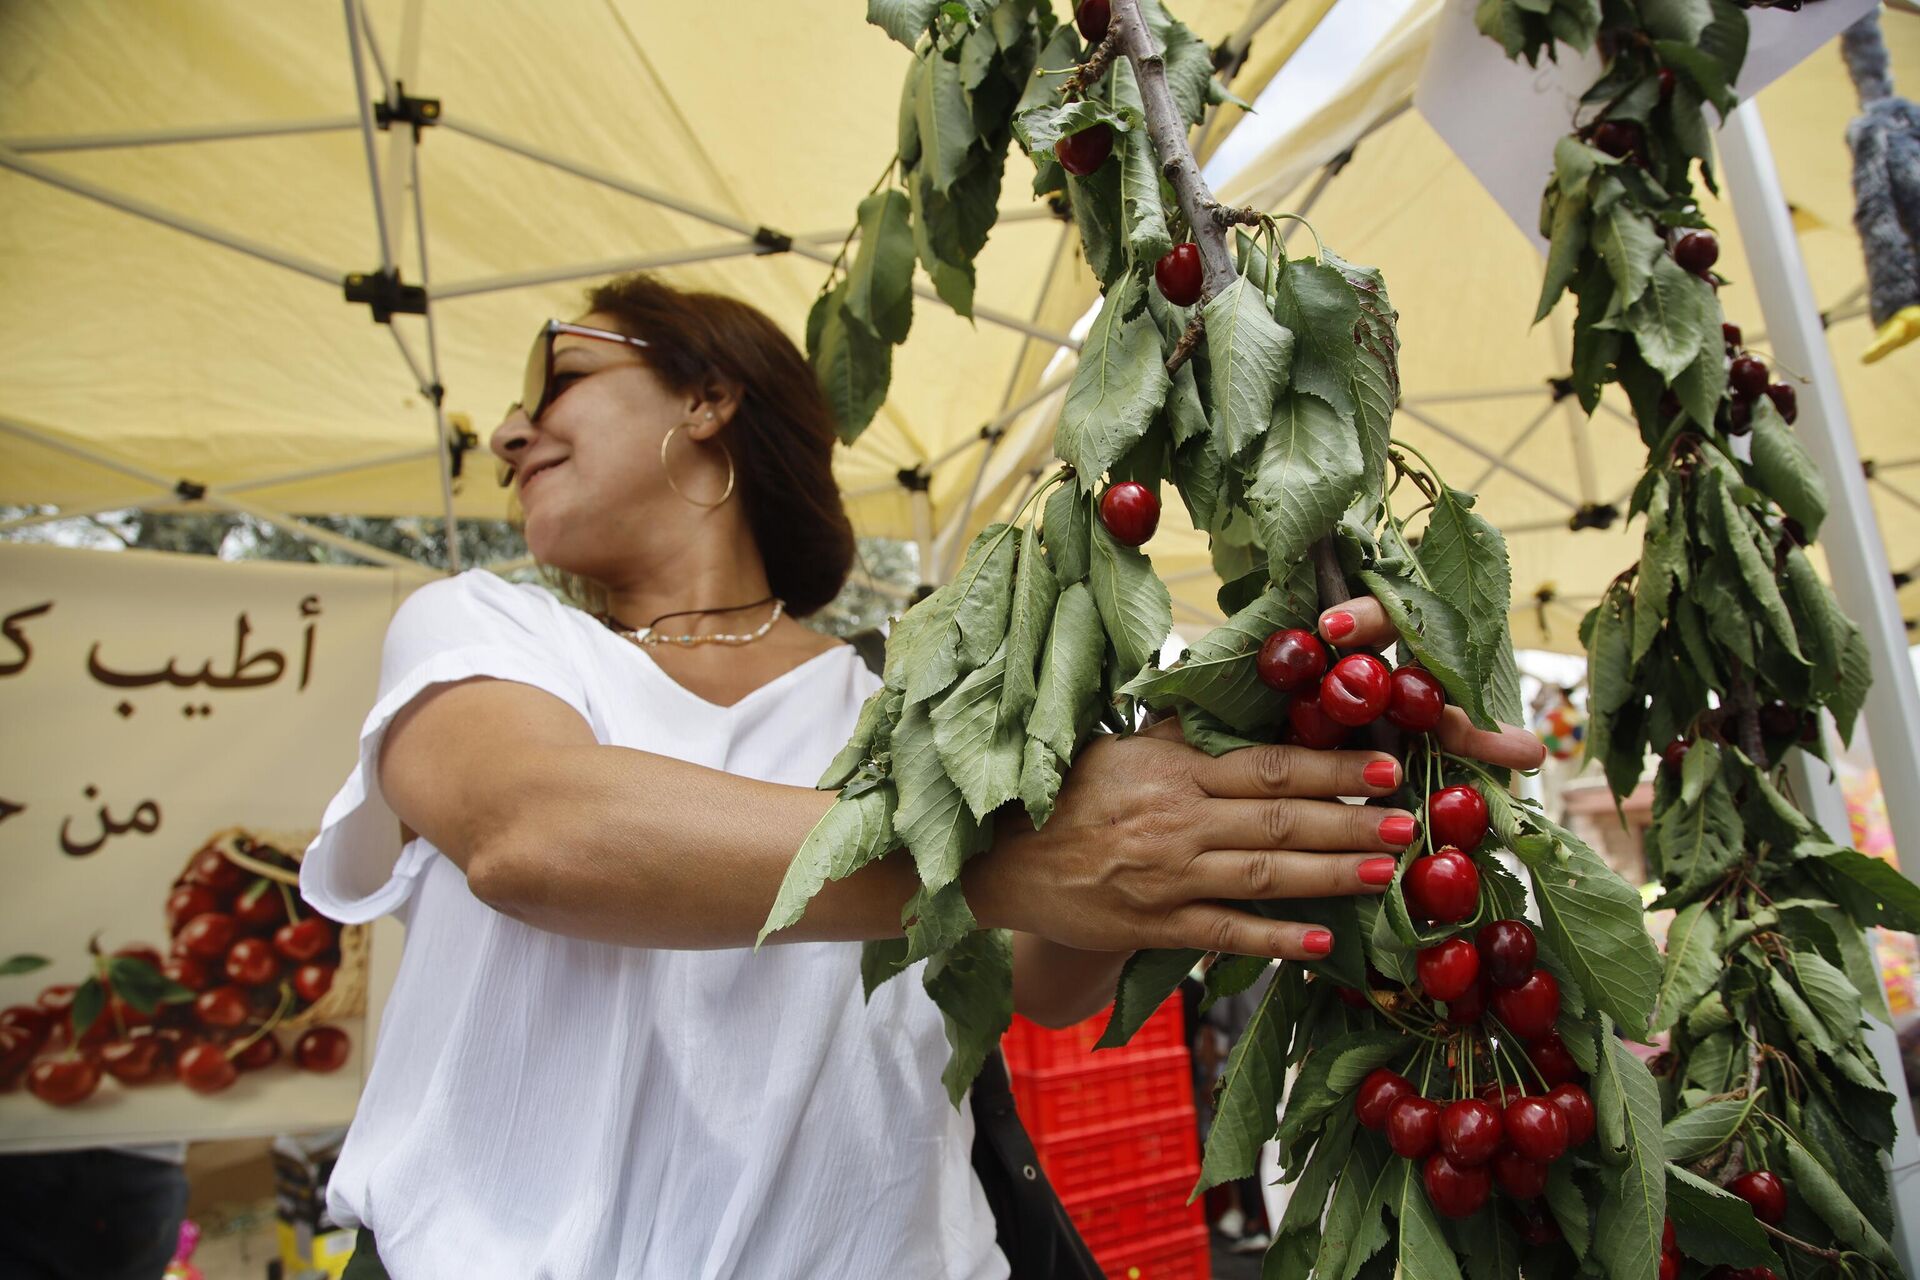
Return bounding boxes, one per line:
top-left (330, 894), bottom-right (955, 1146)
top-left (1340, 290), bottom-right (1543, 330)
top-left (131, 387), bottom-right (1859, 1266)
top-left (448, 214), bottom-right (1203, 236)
top-left (489, 313), bottom-right (713, 576)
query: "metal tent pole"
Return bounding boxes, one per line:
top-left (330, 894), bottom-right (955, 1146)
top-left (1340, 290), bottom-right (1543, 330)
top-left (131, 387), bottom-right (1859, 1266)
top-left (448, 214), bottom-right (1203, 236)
top-left (1721, 98), bottom-right (1920, 1276)
top-left (0, 118), bottom-right (359, 152)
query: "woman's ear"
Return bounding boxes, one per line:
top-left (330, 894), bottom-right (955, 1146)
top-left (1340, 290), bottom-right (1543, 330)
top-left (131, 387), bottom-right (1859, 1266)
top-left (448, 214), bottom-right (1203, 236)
top-left (686, 377), bottom-right (744, 442)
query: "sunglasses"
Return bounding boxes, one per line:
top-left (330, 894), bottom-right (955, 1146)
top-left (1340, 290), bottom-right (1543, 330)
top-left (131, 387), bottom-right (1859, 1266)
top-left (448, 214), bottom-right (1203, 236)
top-left (518, 318), bottom-right (651, 425)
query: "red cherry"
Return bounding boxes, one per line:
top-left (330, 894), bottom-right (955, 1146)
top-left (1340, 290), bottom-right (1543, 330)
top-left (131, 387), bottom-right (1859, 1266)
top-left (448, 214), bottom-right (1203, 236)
top-left (1426, 786), bottom-right (1489, 851)
top-left (36, 984), bottom-right (78, 1018)
top-left (1722, 322), bottom-right (1744, 348)
top-left (1547, 1083), bottom-right (1595, 1147)
top-left (1661, 738), bottom-right (1690, 772)
top-left (27, 1057), bottom-right (101, 1106)
top-left (1657, 68), bottom-right (1677, 101)
top-left (1287, 692), bottom-right (1350, 750)
top-left (100, 1035), bottom-right (169, 1085)
top-left (161, 955), bottom-right (213, 994)
top-left (1477, 919), bottom-right (1537, 989)
top-left (1659, 1253), bottom-right (1681, 1280)
top-left (1491, 970), bottom-right (1561, 1040)
top-left (1439, 1098), bottom-right (1504, 1167)
top-left (177, 913), bottom-right (239, 961)
top-left (224, 938), bottom-right (279, 987)
top-left (234, 882), bottom-right (287, 930)
top-left (1527, 1031), bottom-right (1583, 1086)
top-left (273, 917), bottom-right (334, 964)
top-left (1405, 849), bottom-right (1480, 924)
top-left (1664, 1220), bottom-right (1677, 1254)
top-left (185, 847), bottom-right (248, 896)
top-left (1423, 1153), bottom-right (1492, 1218)
top-left (1417, 938), bottom-right (1480, 1002)
top-left (1386, 666), bottom-right (1446, 732)
top-left (1444, 976), bottom-right (1487, 1025)
top-left (233, 1033), bottom-right (281, 1072)
top-left (1478, 1080), bottom-right (1524, 1110)
top-left (1730, 355), bottom-right (1770, 400)
top-left (178, 1042), bottom-right (239, 1094)
top-left (1075, 0), bottom-right (1110, 42)
top-left (1097, 481), bottom-right (1159, 546)
top-left (1592, 120), bottom-right (1641, 158)
top-left (0, 1025), bottom-right (39, 1087)
top-left (293, 964), bottom-right (334, 1005)
top-left (1320, 654), bottom-right (1391, 727)
top-left (113, 944), bottom-right (166, 972)
top-left (1504, 1096), bottom-right (1571, 1162)
top-left (1054, 125), bottom-right (1114, 177)
top-left (1387, 1094), bottom-right (1442, 1159)
top-left (1765, 382), bottom-right (1797, 424)
top-left (194, 985), bottom-right (250, 1030)
top-left (166, 884), bottom-right (220, 934)
top-left (1354, 1067), bottom-right (1415, 1130)
top-left (1154, 243), bottom-right (1203, 308)
top-left (1493, 1148), bottom-right (1549, 1200)
top-left (1727, 1170), bottom-right (1787, 1224)
top-left (0, 1005), bottom-right (52, 1046)
top-left (1675, 231), bottom-right (1719, 274)
top-left (294, 1027), bottom-right (352, 1074)
top-left (1256, 628), bottom-right (1328, 692)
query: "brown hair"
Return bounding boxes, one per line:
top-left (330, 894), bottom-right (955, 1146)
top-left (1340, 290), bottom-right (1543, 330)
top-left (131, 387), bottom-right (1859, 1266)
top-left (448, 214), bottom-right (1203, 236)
top-left (565, 273), bottom-right (855, 617)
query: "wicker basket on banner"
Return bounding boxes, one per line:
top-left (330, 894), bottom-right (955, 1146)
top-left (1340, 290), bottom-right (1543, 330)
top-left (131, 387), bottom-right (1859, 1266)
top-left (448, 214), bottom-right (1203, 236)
top-left (177, 826), bottom-right (368, 1031)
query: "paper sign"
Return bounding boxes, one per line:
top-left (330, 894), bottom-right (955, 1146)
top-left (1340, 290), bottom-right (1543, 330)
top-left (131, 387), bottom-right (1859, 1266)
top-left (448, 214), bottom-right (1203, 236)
top-left (1415, 0), bottom-right (1875, 251)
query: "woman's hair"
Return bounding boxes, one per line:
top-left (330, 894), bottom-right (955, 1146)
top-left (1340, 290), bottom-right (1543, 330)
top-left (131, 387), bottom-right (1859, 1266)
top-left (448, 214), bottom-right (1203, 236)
top-left (542, 272), bottom-right (855, 618)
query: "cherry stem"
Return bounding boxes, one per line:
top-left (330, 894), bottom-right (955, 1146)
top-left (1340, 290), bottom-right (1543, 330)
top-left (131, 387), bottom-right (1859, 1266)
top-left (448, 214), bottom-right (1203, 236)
top-left (1757, 1221), bottom-right (1845, 1264)
top-left (277, 880), bottom-right (301, 924)
top-left (227, 982), bottom-right (295, 1061)
top-left (1492, 1024), bottom-right (1551, 1092)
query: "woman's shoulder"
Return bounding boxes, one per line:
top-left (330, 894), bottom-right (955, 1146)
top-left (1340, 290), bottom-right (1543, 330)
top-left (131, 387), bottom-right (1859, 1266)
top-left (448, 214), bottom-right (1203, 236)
top-left (387, 570), bottom-right (582, 651)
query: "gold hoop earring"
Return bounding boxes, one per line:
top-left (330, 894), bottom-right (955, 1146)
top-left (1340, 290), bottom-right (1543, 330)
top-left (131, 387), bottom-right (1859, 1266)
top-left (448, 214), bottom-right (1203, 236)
top-left (661, 421), bottom-right (736, 508)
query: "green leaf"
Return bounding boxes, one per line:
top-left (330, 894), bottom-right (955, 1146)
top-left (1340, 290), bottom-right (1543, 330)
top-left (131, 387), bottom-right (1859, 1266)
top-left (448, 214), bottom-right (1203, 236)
top-left (1177, 701), bottom-right (1273, 756)
top-left (1016, 737), bottom-right (1064, 828)
top-left (915, 45), bottom-right (977, 193)
top-left (1358, 565), bottom-right (1489, 729)
top-left (1650, 776), bottom-right (1743, 908)
top-left (909, 164), bottom-right (978, 317)
top-left (1271, 1111), bottom-right (1358, 1280)
top-left (1203, 276), bottom-right (1296, 461)
top-left (1537, 188), bottom-right (1592, 323)
top-left (1198, 974), bottom-right (1293, 1193)
top-left (1043, 481), bottom-right (1092, 588)
top-left (1665, 1165), bottom-right (1777, 1267)
top-left (1674, 312), bottom-right (1730, 427)
top-left (1832, 622), bottom-right (1871, 746)
top-left (820, 688), bottom-right (900, 789)
top-left (1068, 161), bottom-right (1128, 288)
top-left (1791, 948), bottom-right (1866, 1043)
top-left (1642, 0), bottom-right (1712, 43)
top-left (1328, 251), bottom-right (1400, 513)
top-left (887, 583), bottom-right (962, 707)
top-left (71, 975), bottom-right (105, 1042)
top-left (1385, 1157), bottom-right (1467, 1280)
top-left (1456, 1203), bottom-right (1525, 1280)
top-left (902, 878), bottom-right (977, 962)
top-left (1529, 838), bottom-right (1662, 1035)
top-left (1421, 486), bottom-right (1511, 692)
top-left (1120, 578), bottom-right (1316, 733)
top-left (1593, 1039), bottom-right (1666, 1280)
top-left (1270, 257), bottom-right (1361, 420)
top-left (932, 645), bottom-right (1024, 820)
top-left (1056, 276), bottom-right (1172, 484)
top-left (1275, 1028), bottom-right (1407, 1152)
top-left (1626, 255), bottom-right (1713, 381)
top-left (867, 0), bottom-right (942, 46)
top-left (1136, 0), bottom-right (1213, 124)
top-left (1546, 1161), bottom-right (1594, 1258)
top-left (1001, 523), bottom-right (1058, 724)
top-left (1088, 517), bottom-right (1171, 681)
top-left (0, 954), bottom-right (49, 977)
top-left (1012, 98), bottom-right (1127, 158)
top-left (1748, 399), bottom-right (1826, 540)
top-left (1801, 1092), bottom-right (1894, 1236)
top-left (1707, 472), bottom-right (1803, 663)
top-left (1592, 195), bottom-right (1662, 308)
top-left (1318, 1132), bottom-right (1390, 1280)
top-left (950, 522), bottom-right (1018, 669)
top-left (1202, 954), bottom-right (1272, 1011)
top-left (759, 783), bottom-right (898, 943)
top-left (1249, 390), bottom-right (1363, 571)
top-left (1110, 60), bottom-right (1174, 269)
top-left (1654, 902), bottom-right (1721, 1033)
top-left (923, 926), bottom-right (1014, 1105)
top-left (808, 282), bottom-right (892, 443)
top-left (1098, 948), bottom-right (1201, 1049)
top-left (1782, 1130), bottom-right (1898, 1268)
top-left (106, 954), bottom-right (189, 1014)
top-left (1660, 1097), bottom-right (1746, 1163)
top-left (844, 189), bottom-right (917, 345)
top-left (1018, 24), bottom-right (1078, 113)
top-left (892, 699), bottom-right (990, 889)
top-left (1028, 582), bottom-right (1106, 760)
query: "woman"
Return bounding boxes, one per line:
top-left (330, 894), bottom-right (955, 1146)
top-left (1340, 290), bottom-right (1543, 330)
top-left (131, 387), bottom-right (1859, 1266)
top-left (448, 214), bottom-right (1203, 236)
top-left (304, 273), bottom-right (1543, 1279)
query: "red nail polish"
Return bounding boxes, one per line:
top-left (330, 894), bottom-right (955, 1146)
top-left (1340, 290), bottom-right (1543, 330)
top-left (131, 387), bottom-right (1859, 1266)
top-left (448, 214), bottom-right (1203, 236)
top-left (1323, 611), bottom-right (1355, 641)
top-left (1357, 857), bottom-right (1398, 885)
top-left (1303, 930), bottom-right (1334, 956)
top-left (1379, 815), bottom-right (1417, 845)
top-left (1363, 760), bottom-right (1399, 788)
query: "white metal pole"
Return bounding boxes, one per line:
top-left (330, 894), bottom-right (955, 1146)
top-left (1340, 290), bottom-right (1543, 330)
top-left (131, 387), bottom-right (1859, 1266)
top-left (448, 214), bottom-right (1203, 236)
top-left (0, 118), bottom-right (359, 152)
top-left (1722, 97), bottom-right (1920, 1278)
top-left (342, 0), bottom-right (397, 273)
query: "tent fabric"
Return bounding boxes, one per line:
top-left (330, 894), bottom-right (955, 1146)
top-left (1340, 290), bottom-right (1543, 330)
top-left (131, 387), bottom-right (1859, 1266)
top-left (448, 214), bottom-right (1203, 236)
top-left (0, 0), bottom-right (1325, 540)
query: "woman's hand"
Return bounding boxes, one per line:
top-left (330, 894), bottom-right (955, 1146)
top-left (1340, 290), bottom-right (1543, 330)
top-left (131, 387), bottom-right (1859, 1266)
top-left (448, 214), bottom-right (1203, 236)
top-left (967, 595), bottom-right (1546, 964)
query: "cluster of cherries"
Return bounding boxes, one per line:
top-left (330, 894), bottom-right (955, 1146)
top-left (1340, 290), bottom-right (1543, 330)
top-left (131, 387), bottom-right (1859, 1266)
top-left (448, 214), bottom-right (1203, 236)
top-left (1253, 626), bottom-right (1447, 741)
top-left (1, 841), bottom-right (352, 1106)
top-left (1717, 323), bottom-right (1797, 436)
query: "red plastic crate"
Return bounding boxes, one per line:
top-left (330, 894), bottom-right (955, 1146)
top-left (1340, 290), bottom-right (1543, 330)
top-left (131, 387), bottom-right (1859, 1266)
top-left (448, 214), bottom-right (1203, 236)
top-left (1059, 1166), bottom-right (1205, 1255)
top-left (1093, 1223), bottom-right (1212, 1280)
top-left (1002, 995), bottom-right (1185, 1072)
top-left (1029, 1105), bottom-right (1201, 1197)
top-left (1008, 1046), bottom-right (1192, 1136)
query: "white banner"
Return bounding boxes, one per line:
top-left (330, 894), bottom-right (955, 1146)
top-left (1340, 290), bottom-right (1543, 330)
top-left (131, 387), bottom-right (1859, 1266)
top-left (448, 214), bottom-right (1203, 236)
top-left (0, 542), bottom-right (413, 1151)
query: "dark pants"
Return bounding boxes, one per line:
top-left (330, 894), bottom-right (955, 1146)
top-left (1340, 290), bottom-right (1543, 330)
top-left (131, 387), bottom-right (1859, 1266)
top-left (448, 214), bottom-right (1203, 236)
top-left (342, 1228), bottom-right (391, 1280)
top-left (0, 1148), bottom-right (188, 1280)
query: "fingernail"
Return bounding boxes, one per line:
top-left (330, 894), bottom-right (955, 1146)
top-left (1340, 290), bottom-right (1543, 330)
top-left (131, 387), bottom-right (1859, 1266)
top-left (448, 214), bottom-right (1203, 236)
top-left (1303, 930), bottom-right (1334, 956)
top-left (1379, 815), bottom-right (1417, 845)
top-left (1357, 857), bottom-right (1398, 885)
top-left (1322, 611), bottom-right (1355, 641)
top-left (1363, 760), bottom-right (1400, 788)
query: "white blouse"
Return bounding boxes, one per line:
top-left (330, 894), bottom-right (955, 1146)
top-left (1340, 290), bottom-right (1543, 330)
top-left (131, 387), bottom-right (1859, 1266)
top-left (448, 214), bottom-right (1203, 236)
top-left (302, 571), bottom-right (1005, 1280)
